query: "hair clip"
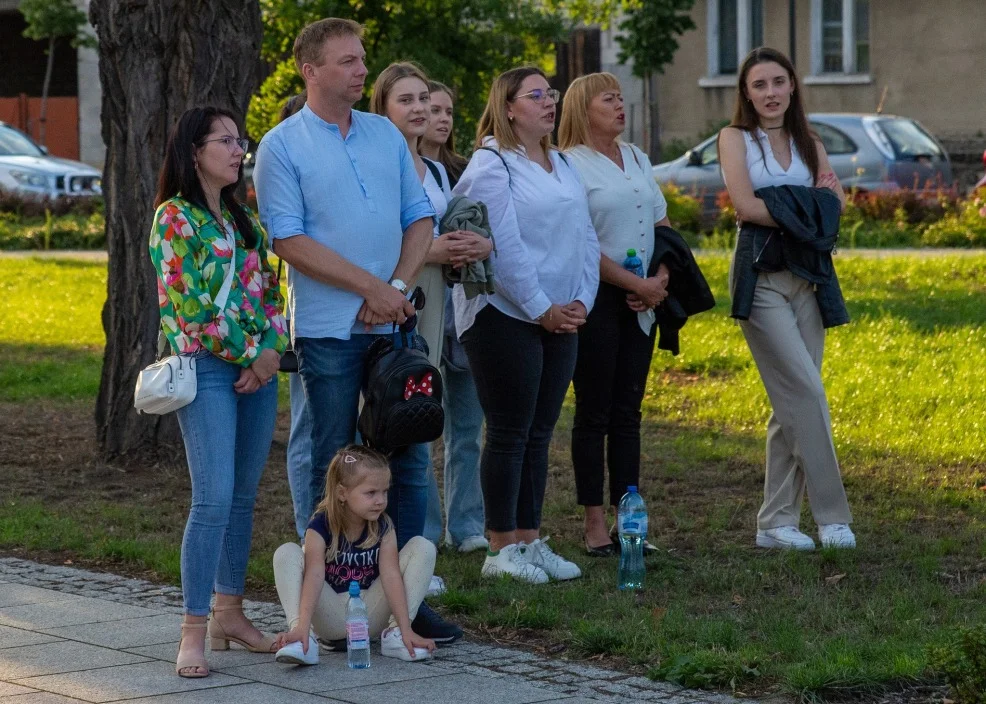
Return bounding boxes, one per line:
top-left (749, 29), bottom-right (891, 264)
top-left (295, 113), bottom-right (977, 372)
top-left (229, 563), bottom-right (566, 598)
top-left (343, 454), bottom-right (358, 464)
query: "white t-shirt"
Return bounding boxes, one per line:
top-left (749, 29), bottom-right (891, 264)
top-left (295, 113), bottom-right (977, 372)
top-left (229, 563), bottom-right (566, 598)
top-left (567, 142), bottom-right (668, 334)
top-left (566, 143), bottom-right (668, 273)
top-left (422, 158), bottom-right (452, 237)
top-left (742, 128), bottom-right (813, 190)
top-left (451, 137), bottom-right (600, 336)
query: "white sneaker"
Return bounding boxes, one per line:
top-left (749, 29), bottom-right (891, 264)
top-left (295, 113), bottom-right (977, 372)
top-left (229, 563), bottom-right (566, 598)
top-left (457, 535), bottom-right (490, 553)
top-left (756, 526), bottom-right (816, 551)
top-left (818, 523), bottom-right (856, 549)
top-left (481, 543), bottom-right (549, 584)
top-left (275, 635), bottom-right (319, 666)
top-left (427, 575), bottom-right (447, 598)
top-left (524, 537), bottom-right (582, 580)
top-left (380, 627), bottom-right (432, 662)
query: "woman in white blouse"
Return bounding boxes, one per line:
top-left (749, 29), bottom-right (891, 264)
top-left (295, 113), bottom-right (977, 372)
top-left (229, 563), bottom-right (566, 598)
top-left (558, 72), bottom-right (670, 557)
top-left (452, 66), bottom-right (600, 585)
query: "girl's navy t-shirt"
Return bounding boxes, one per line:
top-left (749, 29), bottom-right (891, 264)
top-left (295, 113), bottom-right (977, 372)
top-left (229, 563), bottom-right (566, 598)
top-left (307, 512), bottom-right (390, 594)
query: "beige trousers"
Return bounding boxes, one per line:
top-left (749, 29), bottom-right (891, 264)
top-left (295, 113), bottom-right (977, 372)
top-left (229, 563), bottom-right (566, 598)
top-left (414, 264), bottom-right (447, 368)
top-left (272, 536), bottom-right (436, 640)
top-left (734, 268), bottom-right (852, 530)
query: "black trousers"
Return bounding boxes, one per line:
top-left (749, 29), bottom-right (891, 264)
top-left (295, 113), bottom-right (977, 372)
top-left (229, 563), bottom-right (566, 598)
top-left (461, 305), bottom-right (578, 532)
top-left (571, 283), bottom-right (656, 507)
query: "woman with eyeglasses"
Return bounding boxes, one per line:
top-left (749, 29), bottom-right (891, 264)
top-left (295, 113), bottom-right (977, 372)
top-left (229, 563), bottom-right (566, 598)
top-left (149, 106), bottom-right (288, 678)
top-left (451, 66), bottom-right (600, 585)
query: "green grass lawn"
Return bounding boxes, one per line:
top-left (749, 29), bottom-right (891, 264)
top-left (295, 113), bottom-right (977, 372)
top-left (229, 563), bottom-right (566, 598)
top-left (2, 253), bottom-right (985, 702)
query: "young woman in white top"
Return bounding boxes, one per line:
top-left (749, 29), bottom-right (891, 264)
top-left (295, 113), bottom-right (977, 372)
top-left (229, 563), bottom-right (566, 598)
top-left (718, 47), bottom-right (855, 551)
top-left (453, 66), bottom-right (600, 584)
top-left (558, 72), bottom-right (670, 557)
top-left (368, 61), bottom-right (469, 641)
top-left (418, 80), bottom-right (490, 556)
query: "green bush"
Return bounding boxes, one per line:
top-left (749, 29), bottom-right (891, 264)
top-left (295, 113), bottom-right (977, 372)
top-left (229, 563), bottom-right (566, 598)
top-left (651, 650), bottom-right (760, 691)
top-left (921, 192), bottom-right (986, 247)
top-left (661, 182), bottom-right (702, 238)
top-left (928, 624), bottom-right (986, 703)
top-left (0, 189), bottom-right (103, 217)
top-left (0, 211), bottom-right (105, 250)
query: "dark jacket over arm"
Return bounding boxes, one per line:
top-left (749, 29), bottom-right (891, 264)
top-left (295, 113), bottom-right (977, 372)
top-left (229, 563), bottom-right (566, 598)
top-left (649, 225), bottom-right (716, 355)
top-left (730, 185), bottom-right (850, 328)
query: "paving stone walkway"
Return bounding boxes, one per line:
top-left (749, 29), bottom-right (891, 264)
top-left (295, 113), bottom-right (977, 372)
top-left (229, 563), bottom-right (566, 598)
top-left (0, 558), bottom-right (751, 704)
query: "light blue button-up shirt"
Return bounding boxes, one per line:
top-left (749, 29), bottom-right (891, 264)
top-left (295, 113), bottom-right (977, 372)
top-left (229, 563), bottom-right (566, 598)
top-left (254, 105), bottom-right (435, 340)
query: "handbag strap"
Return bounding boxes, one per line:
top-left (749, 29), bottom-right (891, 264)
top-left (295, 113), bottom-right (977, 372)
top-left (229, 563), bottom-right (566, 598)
top-left (213, 220), bottom-right (237, 314)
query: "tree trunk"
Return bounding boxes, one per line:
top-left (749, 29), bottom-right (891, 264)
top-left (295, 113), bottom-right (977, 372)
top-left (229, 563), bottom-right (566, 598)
top-left (647, 72), bottom-right (661, 163)
top-left (90, 0), bottom-right (263, 458)
top-left (39, 36), bottom-right (55, 147)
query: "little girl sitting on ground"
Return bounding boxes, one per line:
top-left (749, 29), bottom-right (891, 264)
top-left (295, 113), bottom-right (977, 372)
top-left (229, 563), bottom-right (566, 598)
top-left (272, 445), bottom-right (437, 664)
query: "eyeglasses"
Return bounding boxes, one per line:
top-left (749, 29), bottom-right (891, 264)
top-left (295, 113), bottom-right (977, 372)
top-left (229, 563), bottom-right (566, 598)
top-left (201, 136), bottom-right (249, 152)
top-left (514, 88), bottom-right (560, 104)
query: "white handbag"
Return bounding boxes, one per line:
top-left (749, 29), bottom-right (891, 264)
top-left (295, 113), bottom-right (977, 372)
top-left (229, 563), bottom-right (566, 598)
top-left (135, 222), bottom-right (236, 415)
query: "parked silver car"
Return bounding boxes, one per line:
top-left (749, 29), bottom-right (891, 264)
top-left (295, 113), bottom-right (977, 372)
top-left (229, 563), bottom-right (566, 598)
top-left (653, 113), bottom-right (953, 220)
top-left (0, 121), bottom-right (102, 200)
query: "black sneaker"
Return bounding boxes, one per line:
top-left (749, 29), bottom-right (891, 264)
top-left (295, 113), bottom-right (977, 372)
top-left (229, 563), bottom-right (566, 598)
top-left (318, 637), bottom-right (347, 652)
top-left (411, 602), bottom-right (463, 644)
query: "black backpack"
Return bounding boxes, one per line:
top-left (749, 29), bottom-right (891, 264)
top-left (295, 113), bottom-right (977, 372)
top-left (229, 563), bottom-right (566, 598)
top-left (358, 310), bottom-right (444, 453)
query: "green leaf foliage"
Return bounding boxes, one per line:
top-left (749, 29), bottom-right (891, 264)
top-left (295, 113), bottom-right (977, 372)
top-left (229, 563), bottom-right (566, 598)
top-left (615, 0), bottom-right (696, 78)
top-left (19, 0), bottom-right (96, 49)
top-left (249, 0), bottom-right (581, 146)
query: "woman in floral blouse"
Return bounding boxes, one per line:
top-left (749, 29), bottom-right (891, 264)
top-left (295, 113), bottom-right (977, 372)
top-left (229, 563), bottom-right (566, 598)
top-left (149, 106), bottom-right (288, 679)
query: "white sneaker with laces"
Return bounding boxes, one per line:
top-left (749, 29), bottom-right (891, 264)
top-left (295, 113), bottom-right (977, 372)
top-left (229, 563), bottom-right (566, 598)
top-left (818, 523), bottom-right (856, 548)
top-left (275, 635), bottom-right (319, 666)
top-left (481, 543), bottom-right (549, 584)
top-left (427, 575), bottom-right (447, 598)
top-left (524, 537), bottom-right (582, 580)
top-left (756, 526), bottom-right (816, 551)
top-left (457, 535), bottom-right (490, 553)
top-left (380, 627), bottom-right (432, 662)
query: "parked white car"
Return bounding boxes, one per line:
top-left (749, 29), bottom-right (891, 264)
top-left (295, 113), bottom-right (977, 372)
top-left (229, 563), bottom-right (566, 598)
top-left (0, 121), bottom-right (102, 199)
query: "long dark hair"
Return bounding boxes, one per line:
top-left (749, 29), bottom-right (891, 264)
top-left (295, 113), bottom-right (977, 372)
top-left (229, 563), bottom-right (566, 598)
top-left (727, 47), bottom-right (819, 181)
top-left (154, 107), bottom-right (257, 248)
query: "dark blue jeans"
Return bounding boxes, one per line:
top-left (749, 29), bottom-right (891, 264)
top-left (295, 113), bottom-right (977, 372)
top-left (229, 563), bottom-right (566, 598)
top-left (295, 335), bottom-right (430, 548)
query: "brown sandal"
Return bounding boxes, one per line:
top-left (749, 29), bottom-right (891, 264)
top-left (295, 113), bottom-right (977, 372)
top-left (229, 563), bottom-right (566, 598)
top-left (208, 603), bottom-right (276, 653)
top-left (176, 621), bottom-right (209, 678)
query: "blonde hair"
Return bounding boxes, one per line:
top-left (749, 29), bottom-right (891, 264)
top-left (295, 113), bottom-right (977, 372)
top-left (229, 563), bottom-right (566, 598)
top-left (293, 18), bottom-right (363, 76)
top-left (474, 66), bottom-right (553, 154)
top-left (422, 80), bottom-right (468, 184)
top-left (557, 72), bottom-right (622, 151)
top-left (313, 445), bottom-right (392, 563)
top-left (369, 61), bottom-right (431, 117)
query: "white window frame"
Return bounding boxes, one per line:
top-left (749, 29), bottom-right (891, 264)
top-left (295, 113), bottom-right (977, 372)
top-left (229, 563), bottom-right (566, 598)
top-left (700, 0), bottom-right (762, 87)
top-left (805, 0), bottom-right (872, 84)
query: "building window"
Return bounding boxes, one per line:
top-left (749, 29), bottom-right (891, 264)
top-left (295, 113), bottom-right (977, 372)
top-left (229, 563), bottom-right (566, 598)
top-left (811, 0), bottom-right (870, 76)
top-left (707, 0), bottom-right (764, 78)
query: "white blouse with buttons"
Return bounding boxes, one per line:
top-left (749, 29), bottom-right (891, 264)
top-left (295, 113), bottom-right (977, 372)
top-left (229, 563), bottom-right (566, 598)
top-left (566, 143), bottom-right (668, 276)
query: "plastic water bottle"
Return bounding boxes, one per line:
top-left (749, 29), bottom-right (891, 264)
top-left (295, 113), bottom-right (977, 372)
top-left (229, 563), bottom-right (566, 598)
top-left (617, 486), bottom-right (647, 591)
top-left (346, 580), bottom-right (370, 669)
top-left (622, 248), bottom-right (645, 278)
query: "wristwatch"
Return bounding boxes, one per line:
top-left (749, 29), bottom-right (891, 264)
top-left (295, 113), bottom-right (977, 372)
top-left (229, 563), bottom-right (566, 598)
top-left (389, 278), bottom-right (408, 295)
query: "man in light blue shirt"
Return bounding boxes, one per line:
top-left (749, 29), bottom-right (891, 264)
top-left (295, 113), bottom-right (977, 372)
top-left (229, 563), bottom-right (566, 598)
top-left (254, 17), bottom-right (460, 643)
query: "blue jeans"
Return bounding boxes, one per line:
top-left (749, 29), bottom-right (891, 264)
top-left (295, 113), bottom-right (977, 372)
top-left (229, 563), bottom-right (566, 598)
top-left (286, 372), bottom-right (313, 539)
top-left (296, 335), bottom-right (430, 548)
top-left (424, 364), bottom-right (486, 546)
top-left (176, 352), bottom-right (278, 616)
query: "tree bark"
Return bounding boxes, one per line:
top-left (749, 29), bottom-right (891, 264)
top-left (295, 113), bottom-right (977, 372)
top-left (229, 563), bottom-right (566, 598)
top-left (39, 36), bottom-right (55, 147)
top-left (90, 0), bottom-right (263, 458)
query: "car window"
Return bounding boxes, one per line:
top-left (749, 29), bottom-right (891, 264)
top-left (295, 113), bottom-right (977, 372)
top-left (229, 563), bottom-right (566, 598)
top-left (698, 141), bottom-right (719, 166)
top-left (0, 125), bottom-right (44, 157)
top-left (810, 122), bottom-right (856, 155)
top-left (876, 118), bottom-right (943, 159)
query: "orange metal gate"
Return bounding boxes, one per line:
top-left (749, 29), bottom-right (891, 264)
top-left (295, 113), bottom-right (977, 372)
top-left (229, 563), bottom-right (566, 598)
top-left (0, 94), bottom-right (80, 160)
